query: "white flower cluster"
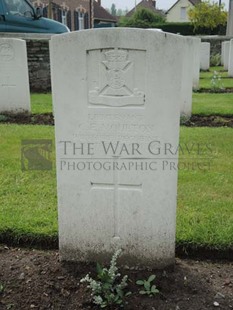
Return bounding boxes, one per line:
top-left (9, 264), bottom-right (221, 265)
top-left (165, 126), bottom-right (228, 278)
top-left (80, 249), bottom-right (129, 308)
top-left (211, 71), bottom-right (224, 91)
top-left (80, 274), bottom-right (102, 294)
top-left (108, 249), bottom-right (122, 280)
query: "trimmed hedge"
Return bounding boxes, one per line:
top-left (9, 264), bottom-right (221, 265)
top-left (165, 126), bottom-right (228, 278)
top-left (152, 23), bottom-right (226, 35)
top-left (156, 22), bottom-right (194, 35)
top-left (118, 20), bottom-right (227, 36)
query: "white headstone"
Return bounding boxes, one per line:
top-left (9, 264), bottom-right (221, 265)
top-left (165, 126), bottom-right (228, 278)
top-left (200, 42), bottom-right (210, 71)
top-left (180, 37), bottom-right (194, 118)
top-left (192, 37), bottom-right (201, 90)
top-left (221, 41), bottom-right (225, 66)
top-left (228, 39), bottom-right (233, 77)
top-left (51, 29), bottom-right (185, 268)
top-left (0, 38), bottom-right (30, 113)
top-left (227, 0), bottom-right (233, 36)
top-left (224, 41), bottom-right (230, 70)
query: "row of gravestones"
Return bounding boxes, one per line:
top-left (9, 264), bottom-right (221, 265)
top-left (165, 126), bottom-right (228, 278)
top-left (1, 35), bottom-right (205, 119)
top-left (222, 40), bottom-right (233, 77)
top-left (1, 30), bottom-right (207, 268)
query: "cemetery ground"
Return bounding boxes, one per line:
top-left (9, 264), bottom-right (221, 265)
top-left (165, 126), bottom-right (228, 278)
top-left (0, 66), bottom-right (233, 309)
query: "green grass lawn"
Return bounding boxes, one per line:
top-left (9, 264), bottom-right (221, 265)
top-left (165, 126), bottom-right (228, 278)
top-left (0, 125), bottom-right (232, 250)
top-left (0, 125), bottom-right (57, 240)
top-left (199, 66), bottom-right (233, 89)
top-left (177, 127), bottom-right (233, 249)
top-left (31, 93), bottom-right (52, 114)
top-left (192, 93), bottom-right (233, 116)
top-left (209, 66), bottom-right (224, 72)
top-left (30, 92), bottom-right (233, 117)
top-left (199, 76), bottom-right (233, 89)
top-left (200, 70), bottom-right (228, 79)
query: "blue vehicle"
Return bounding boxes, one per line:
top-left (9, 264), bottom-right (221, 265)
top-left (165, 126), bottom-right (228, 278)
top-left (0, 0), bottom-right (69, 33)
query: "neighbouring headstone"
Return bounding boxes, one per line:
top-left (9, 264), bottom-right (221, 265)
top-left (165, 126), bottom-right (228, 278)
top-left (221, 41), bottom-right (225, 66)
top-left (192, 37), bottom-right (201, 90)
top-left (180, 37), bottom-right (194, 118)
top-left (224, 41), bottom-right (230, 70)
top-left (228, 39), bottom-right (233, 77)
top-left (227, 0), bottom-right (233, 36)
top-left (50, 28), bottom-right (185, 268)
top-left (200, 42), bottom-right (210, 71)
top-left (0, 38), bottom-right (30, 113)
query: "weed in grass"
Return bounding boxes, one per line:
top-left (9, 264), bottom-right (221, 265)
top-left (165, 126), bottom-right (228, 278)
top-left (180, 115), bottom-right (191, 125)
top-left (136, 275), bottom-right (159, 297)
top-left (211, 71), bottom-right (225, 92)
top-left (80, 249), bottom-right (131, 308)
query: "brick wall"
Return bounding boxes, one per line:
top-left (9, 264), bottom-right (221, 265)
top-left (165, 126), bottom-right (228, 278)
top-left (26, 39), bottom-right (51, 92)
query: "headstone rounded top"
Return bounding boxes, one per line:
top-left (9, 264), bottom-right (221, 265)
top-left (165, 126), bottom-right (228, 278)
top-left (52, 27), bottom-right (184, 44)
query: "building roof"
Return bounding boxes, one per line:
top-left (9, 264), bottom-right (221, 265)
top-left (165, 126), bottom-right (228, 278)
top-left (126, 0), bottom-right (163, 18)
top-left (189, 0), bottom-right (201, 5)
top-left (166, 0), bottom-right (201, 13)
top-left (94, 1), bottom-right (117, 22)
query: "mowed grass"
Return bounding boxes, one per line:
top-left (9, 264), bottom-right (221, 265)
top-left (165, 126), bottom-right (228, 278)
top-left (0, 125), bottom-right (57, 240)
top-left (0, 124), bottom-right (232, 249)
top-left (199, 66), bottom-right (233, 89)
top-left (192, 93), bottom-right (233, 116)
top-left (31, 92), bottom-right (233, 117)
top-left (177, 127), bottom-right (233, 248)
top-left (199, 76), bottom-right (233, 89)
top-left (200, 68), bottom-right (228, 79)
top-left (31, 93), bottom-right (52, 114)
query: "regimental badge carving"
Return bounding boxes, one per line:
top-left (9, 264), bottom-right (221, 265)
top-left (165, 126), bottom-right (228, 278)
top-left (0, 44), bottom-right (14, 62)
top-left (88, 48), bottom-right (145, 107)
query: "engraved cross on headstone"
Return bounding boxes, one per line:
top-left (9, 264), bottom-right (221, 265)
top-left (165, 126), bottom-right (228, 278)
top-left (1, 76), bottom-right (16, 103)
top-left (91, 158), bottom-right (142, 239)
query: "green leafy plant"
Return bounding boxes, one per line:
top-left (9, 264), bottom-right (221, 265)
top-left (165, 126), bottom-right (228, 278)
top-left (80, 249), bottom-right (131, 308)
top-left (136, 275), bottom-right (159, 297)
top-left (0, 115), bottom-right (9, 122)
top-left (210, 53), bottom-right (221, 67)
top-left (118, 7), bottom-right (165, 28)
top-left (0, 283), bottom-right (4, 293)
top-left (188, 0), bottom-right (227, 31)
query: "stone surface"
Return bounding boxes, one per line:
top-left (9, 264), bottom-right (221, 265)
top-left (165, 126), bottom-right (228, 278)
top-left (200, 42), bottom-right (210, 71)
top-left (224, 41), bottom-right (230, 70)
top-left (50, 28), bottom-right (185, 268)
top-left (192, 37), bottom-right (201, 90)
top-left (0, 38), bottom-right (30, 113)
top-left (180, 37), bottom-right (194, 118)
top-left (228, 39), bottom-right (233, 77)
top-left (200, 36), bottom-right (233, 58)
top-left (227, 0), bottom-right (233, 36)
top-left (221, 41), bottom-right (225, 65)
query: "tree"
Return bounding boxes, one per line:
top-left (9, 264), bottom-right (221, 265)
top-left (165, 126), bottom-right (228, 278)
top-left (117, 8), bottom-right (123, 16)
top-left (188, 0), bottom-right (227, 30)
top-left (118, 7), bottom-right (165, 28)
top-left (111, 3), bottom-right (117, 16)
